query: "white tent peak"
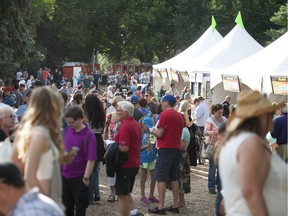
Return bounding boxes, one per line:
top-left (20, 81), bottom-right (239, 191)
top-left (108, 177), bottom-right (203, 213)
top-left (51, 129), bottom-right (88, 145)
top-left (153, 25), bottom-right (223, 71)
top-left (179, 25), bottom-right (263, 72)
top-left (210, 32), bottom-right (288, 94)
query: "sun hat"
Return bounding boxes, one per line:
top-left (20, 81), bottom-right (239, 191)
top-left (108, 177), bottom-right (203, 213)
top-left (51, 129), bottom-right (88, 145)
top-left (141, 117), bottom-right (154, 129)
top-left (227, 90), bottom-right (285, 132)
top-left (161, 94), bottom-right (176, 105)
top-left (131, 95), bottom-right (138, 104)
top-left (0, 163), bottom-right (25, 187)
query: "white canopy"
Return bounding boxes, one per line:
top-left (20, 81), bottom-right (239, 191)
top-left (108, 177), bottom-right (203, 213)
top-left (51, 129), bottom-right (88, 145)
top-left (210, 32), bottom-right (288, 94)
top-left (178, 25), bottom-right (264, 72)
top-left (153, 26), bottom-right (223, 71)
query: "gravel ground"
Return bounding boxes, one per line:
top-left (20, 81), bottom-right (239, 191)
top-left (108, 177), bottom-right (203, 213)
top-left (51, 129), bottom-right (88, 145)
top-left (87, 165), bottom-right (216, 216)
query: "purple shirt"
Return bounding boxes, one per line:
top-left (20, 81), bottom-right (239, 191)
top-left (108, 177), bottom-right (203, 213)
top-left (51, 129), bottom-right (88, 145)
top-left (62, 125), bottom-right (96, 178)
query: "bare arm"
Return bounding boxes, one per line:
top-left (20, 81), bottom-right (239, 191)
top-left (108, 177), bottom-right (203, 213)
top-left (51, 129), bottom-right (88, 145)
top-left (183, 113), bottom-right (193, 128)
top-left (180, 140), bottom-right (187, 151)
top-left (151, 127), bottom-right (164, 138)
top-left (237, 136), bottom-right (270, 216)
top-left (83, 160), bottom-right (95, 187)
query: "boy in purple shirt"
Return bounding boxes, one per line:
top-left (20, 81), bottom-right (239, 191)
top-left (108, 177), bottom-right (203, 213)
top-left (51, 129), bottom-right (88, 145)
top-left (62, 105), bottom-right (96, 216)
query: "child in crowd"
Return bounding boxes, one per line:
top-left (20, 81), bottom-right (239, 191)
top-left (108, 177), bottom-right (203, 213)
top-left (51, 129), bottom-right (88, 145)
top-left (139, 117), bottom-right (158, 204)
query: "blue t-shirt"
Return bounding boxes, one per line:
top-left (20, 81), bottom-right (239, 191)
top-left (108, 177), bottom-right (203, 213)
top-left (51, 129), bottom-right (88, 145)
top-left (140, 131), bottom-right (156, 163)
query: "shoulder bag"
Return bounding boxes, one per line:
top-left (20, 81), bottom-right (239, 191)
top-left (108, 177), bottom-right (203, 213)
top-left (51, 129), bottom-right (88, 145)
top-left (201, 133), bottom-right (216, 160)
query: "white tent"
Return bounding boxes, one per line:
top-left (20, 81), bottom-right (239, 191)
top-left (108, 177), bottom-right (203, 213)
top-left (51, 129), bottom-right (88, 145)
top-left (178, 25), bottom-right (264, 73)
top-left (153, 26), bottom-right (223, 71)
top-left (210, 32), bottom-right (288, 94)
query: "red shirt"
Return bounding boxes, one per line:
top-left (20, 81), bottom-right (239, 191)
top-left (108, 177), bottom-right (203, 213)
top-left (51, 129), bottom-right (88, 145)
top-left (114, 117), bottom-right (141, 168)
top-left (156, 109), bottom-right (183, 149)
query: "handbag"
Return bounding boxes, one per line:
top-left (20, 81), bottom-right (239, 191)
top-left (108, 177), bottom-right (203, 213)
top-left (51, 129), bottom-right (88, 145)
top-left (201, 133), bottom-right (215, 160)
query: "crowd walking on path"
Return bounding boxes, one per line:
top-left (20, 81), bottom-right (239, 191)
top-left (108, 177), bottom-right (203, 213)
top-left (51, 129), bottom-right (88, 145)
top-left (0, 68), bottom-right (287, 216)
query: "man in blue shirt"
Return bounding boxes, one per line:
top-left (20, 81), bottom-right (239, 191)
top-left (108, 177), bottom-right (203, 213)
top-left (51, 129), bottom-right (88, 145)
top-left (2, 86), bottom-right (15, 107)
top-left (0, 163), bottom-right (64, 216)
top-left (271, 104), bottom-right (288, 162)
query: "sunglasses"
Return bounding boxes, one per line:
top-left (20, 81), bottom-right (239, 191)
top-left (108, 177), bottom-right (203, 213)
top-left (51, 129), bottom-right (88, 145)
top-left (145, 95), bottom-right (149, 97)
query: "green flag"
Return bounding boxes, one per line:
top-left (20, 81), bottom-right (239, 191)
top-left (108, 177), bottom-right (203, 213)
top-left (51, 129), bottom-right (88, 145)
top-left (235, 11), bottom-right (245, 29)
top-left (211, 15), bottom-right (217, 32)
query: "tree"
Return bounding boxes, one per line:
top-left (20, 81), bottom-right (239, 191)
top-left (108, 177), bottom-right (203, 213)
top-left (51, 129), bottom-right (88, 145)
top-left (266, 3), bottom-right (287, 43)
top-left (209, 0), bottom-right (286, 46)
top-left (0, 0), bottom-right (34, 81)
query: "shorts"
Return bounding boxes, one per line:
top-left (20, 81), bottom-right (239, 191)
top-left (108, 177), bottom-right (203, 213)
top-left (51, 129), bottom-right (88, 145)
top-left (115, 167), bottom-right (139, 196)
top-left (141, 161), bottom-right (156, 170)
top-left (107, 176), bottom-right (116, 186)
top-left (155, 148), bottom-right (181, 182)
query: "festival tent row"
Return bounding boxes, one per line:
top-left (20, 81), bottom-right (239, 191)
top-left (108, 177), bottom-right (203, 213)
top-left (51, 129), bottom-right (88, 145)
top-left (210, 32), bottom-right (288, 103)
top-left (153, 12), bottom-right (264, 104)
top-left (153, 16), bottom-right (223, 95)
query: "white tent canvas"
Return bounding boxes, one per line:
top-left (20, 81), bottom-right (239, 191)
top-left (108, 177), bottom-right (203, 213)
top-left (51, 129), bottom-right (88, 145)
top-left (178, 25), bottom-right (264, 73)
top-left (210, 32), bottom-right (288, 94)
top-left (153, 26), bottom-right (223, 71)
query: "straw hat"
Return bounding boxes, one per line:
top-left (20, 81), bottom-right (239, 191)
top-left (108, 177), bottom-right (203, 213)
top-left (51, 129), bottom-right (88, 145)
top-left (227, 90), bottom-right (285, 132)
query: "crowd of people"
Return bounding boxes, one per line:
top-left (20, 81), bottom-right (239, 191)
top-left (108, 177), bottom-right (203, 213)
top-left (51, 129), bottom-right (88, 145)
top-left (0, 67), bottom-right (287, 216)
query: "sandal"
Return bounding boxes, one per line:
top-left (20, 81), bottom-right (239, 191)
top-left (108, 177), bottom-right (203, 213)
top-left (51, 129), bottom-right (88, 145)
top-left (107, 194), bottom-right (116, 202)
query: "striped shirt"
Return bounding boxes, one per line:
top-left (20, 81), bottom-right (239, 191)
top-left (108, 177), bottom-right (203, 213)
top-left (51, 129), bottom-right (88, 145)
top-left (9, 188), bottom-right (64, 216)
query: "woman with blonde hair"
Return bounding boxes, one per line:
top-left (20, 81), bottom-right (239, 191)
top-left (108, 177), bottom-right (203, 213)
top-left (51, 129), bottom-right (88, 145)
top-left (12, 86), bottom-right (65, 208)
top-left (218, 90), bottom-right (287, 215)
top-left (177, 100), bottom-right (192, 206)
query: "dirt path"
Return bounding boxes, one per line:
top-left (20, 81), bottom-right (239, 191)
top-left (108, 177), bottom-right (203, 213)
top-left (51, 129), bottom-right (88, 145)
top-left (87, 165), bottom-right (216, 216)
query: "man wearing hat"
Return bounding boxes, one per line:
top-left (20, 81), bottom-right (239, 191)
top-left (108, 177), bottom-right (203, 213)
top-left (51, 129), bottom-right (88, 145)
top-left (16, 88), bottom-right (32, 121)
top-left (2, 86), bottom-right (14, 107)
top-left (0, 162), bottom-right (64, 216)
top-left (149, 94), bottom-right (184, 215)
top-left (131, 96), bottom-right (144, 121)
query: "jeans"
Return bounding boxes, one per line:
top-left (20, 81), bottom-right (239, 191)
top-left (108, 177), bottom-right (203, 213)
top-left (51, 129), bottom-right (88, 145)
top-left (89, 161), bottom-right (101, 200)
top-left (208, 159), bottom-right (221, 191)
top-left (62, 176), bottom-right (89, 216)
top-left (215, 191), bottom-right (224, 216)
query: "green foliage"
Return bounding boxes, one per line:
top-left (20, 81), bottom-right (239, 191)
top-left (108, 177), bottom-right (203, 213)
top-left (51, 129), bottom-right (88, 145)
top-left (1, 0), bottom-right (286, 75)
top-left (0, 0), bottom-right (34, 79)
top-left (266, 4), bottom-right (287, 43)
top-left (209, 0), bottom-right (286, 45)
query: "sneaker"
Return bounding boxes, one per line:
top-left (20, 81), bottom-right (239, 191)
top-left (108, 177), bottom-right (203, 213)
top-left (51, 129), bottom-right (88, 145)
top-left (94, 196), bottom-right (100, 202)
top-left (107, 194), bottom-right (116, 202)
top-left (140, 196), bottom-right (148, 204)
top-left (209, 189), bottom-right (217, 194)
top-left (148, 207), bottom-right (166, 215)
top-left (148, 196), bottom-right (159, 203)
top-left (165, 205), bottom-right (180, 213)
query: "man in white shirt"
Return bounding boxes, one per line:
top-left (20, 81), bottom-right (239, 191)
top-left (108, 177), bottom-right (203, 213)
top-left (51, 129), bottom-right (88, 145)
top-left (192, 96), bottom-right (209, 133)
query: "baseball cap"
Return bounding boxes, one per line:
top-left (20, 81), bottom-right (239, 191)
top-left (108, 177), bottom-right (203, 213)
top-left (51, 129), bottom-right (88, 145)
top-left (161, 94), bottom-right (176, 105)
top-left (3, 86), bottom-right (13, 92)
top-left (23, 88), bottom-right (32, 97)
top-left (0, 163), bottom-right (25, 187)
top-left (131, 95), bottom-right (138, 104)
top-left (141, 117), bottom-right (154, 129)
